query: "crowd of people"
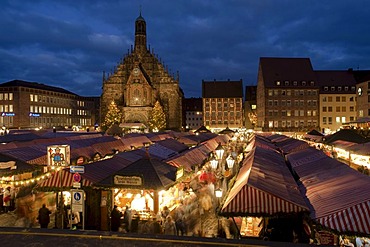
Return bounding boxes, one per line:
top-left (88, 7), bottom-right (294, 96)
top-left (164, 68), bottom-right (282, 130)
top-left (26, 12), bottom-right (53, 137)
top-left (109, 203), bottom-right (187, 236)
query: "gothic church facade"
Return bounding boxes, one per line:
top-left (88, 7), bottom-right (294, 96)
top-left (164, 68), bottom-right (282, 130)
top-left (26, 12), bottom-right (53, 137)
top-left (101, 13), bottom-right (183, 130)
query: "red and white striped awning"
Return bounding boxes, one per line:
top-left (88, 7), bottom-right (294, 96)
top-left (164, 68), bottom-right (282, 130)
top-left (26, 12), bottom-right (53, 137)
top-left (36, 169), bottom-right (92, 190)
top-left (221, 145), bottom-right (309, 216)
top-left (222, 185), bottom-right (309, 215)
top-left (317, 201), bottom-right (370, 235)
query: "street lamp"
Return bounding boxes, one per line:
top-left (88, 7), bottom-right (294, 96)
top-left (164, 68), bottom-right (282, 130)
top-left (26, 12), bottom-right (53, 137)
top-left (215, 188), bottom-right (223, 237)
top-left (215, 188), bottom-right (223, 199)
top-left (215, 143), bottom-right (224, 160)
top-left (226, 155), bottom-right (235, 169)
top-left (210, 157), bottom-right (218, 170)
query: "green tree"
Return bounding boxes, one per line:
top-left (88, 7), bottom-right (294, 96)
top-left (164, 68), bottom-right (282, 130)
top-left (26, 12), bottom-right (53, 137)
top-left (148, 101), bottom-right (166, 132)
top-left (102, 100), bottom-right (122, 131)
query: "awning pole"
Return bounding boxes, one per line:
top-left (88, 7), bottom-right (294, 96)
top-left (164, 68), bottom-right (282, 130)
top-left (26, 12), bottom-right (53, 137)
top-left (231, 216), bottom-right (242, 239)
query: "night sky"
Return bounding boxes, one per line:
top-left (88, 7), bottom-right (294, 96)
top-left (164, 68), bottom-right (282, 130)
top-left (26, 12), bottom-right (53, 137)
top-left (1, 0), bottom-right (370, 98)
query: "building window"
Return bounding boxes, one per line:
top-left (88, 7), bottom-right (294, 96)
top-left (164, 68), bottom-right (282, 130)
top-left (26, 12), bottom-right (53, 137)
top-left (285, 81), bottom-right (289, 86)
top-left (268, 90), bottom-right (273, 96)
top-left (338, 87), bottom-right (342, 91)
top-left (336, 106), bottom-right (340, 112)
top-left (287, 110), bottom-right (291, 117)
top-left (307, 110), bottom-right (311, 116)
top-left (323, 97), bottom-right (327, 102)
top-left (287, 90), bottom-right (291, 96)
top-left (323, 106), bottom-right (327, 112)
top-left (349, 106), bottom-right (354, 112)
top-left (342, 106), bottom-right (346, 112)
top-left (324, 87), bottom-right (328, 91)
top-left (276, 81), bottom-right (281, 86)
top-left (336, 117), bottom-right (340, 123)
top-left (323, 117), bottom-right (327, 124)
top-left (336, 96), bottom-right (340, 102)
top-left (328, 107), bottom-right (333, 112)
top-left (331, 86), bottom-right (335, 91)
top-left (302, 81), bottom-right (306, 86)
top-left (328, 117), bottom-right (332, 124)
top-left (328, 97), bottom-right (332, 102)
top-left (293, 81), bottom-right (297, 86)
top-left (344, 86), bottom-right (349, 91)
top-left (310, 81), bottom-right (315, 86)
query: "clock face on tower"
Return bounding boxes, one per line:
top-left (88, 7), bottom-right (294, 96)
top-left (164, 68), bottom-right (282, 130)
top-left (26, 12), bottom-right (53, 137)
top-left (133, 68), bottom-right (139, 76)
top-left (358, 87), bottom-right (363, 96)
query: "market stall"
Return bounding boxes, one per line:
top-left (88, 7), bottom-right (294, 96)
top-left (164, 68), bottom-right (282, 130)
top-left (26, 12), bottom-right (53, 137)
top-left (286, 147), bottom-right (370, 235)
top-left (220, 140), bottom-right (309, 242)
top-left (94, 156), bottom-right (178, 232)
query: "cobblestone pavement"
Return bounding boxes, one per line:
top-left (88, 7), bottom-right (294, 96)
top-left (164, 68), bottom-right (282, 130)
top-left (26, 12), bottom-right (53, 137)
top-left (0, 227), bottom-right (322, 247)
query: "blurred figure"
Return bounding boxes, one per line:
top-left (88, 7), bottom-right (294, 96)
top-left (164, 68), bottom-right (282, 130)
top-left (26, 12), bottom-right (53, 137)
top-left (3, 186), bottom-right (11, 213)
top-left (38, 204), bottom-right (51, 228)
top-left (111, 205), bottom-right (122, 232)
top-left (163, 215), bottom-right (177, 235)
top-left (123, 205), bottom-right (132, 232)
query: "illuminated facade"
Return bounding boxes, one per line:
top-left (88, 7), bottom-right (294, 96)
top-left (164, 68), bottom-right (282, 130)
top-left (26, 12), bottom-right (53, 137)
top-left (317, 70), bottom-right (357, 133)
top-left (101, 13), bottom-right (183, 130)
top-left (257, 58), bottom-right (319, 132)
top-left (202, 79), bottom-right (243, 131)
top-left (183, 97), bottom-right (203, 130)
top-left (0, 80), bottom-right (98, 129)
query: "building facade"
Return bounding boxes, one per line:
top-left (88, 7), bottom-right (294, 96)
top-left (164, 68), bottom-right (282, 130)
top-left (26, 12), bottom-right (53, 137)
top-left (0, 80), bottom-right (97, 129)
top-left (354, 71), bottom-right (370, 120)
top-left (244, 86), bottom-right (257, 129)
top-left (257, 57), bottom-right (319, 132)
top-left (182, 97), bottom-right (203, 131)
top-left (317, 70), bottom-right (357, 133)
top-left (100, 13), bottom-right (183, 131)
top-left (202, 79), bottom-right (243, 132)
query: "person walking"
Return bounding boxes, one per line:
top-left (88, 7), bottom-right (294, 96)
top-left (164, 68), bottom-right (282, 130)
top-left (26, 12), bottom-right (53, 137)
top-left (38, 204), bottom-right (51, 228)
top-left (123, 205), bottom-right (132, 233)
top-left (3, 186), bottom-right (11, 213)
top-left (163, 215), bottom-right (177, 235)
top-left (111, 205), bottom-right (122, 232)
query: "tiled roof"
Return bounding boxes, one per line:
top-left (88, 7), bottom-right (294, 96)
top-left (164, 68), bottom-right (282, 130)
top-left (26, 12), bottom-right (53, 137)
top-left (316, 70), bottom-right (357, 93)
top-left (0, 79), bottom-right (77, 95)
top-left (202, 80), bottom-right (243, 98)
top-left (259, 57), bottom-right (316, 88)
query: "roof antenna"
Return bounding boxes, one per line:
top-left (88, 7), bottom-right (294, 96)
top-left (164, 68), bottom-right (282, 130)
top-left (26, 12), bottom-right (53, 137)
top-left (139, 5), bottom-right (142, 16)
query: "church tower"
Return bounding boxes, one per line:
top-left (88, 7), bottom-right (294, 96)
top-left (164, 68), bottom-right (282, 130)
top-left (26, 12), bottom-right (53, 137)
top-left (100, 11), bottom-right (183, 131)
top-left (134, 12), bottom-right (147, 53)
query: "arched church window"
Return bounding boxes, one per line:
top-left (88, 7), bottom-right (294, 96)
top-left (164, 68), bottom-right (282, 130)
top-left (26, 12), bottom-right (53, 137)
top-left (133, 89), bottom-right (140, 104)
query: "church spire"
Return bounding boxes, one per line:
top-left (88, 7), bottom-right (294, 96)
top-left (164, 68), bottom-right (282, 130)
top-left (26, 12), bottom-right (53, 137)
top-left (134, 7), bottom-right (147, 53)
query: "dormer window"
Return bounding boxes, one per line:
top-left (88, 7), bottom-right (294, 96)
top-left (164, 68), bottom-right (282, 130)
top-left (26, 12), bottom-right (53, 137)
top-left (351, 86), bottom-right (356, 91)
top-left (293, 81), bottom-right (298, 86)
top-left (338, 86), bottom-right (342, 91)
top-left (310, 81), bottom-right (315, 86)
top-left (344, 86), bottom-right (349, 91)
top-left (284, 81), bottom-right (289, 86)
top-left (302, 81), bottom-right (306, 86)
top-left (324, 86), bottom-right (328, 91)
top-left (331, 86), bottom-right (335, 91)
top-left (276, 81), bottom-right (281, 86)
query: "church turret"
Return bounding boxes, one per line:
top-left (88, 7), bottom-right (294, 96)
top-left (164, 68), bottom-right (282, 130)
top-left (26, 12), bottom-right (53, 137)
top-left (135, 11), bottom-right (147, 53)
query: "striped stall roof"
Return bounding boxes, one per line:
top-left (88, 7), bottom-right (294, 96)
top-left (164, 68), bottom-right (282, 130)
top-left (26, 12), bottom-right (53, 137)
top-left (221, 143), bottom-right (309, 216)
top-left (36, 169), bottom-right (92, 191)
top-left (287, 147), bottom-right (370, 235)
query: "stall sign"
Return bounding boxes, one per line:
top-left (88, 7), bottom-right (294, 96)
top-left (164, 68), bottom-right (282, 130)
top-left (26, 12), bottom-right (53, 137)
top-left (47, 145), bottom-right (70, 166)
top-left (114, 175), bottom-right (142, 186)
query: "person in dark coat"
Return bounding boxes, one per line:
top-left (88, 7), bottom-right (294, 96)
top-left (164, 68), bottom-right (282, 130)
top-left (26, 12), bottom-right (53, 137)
top-left (111, 205), bottom-right (122, 232)
top-left (38, 204), bottom-right (51, 228)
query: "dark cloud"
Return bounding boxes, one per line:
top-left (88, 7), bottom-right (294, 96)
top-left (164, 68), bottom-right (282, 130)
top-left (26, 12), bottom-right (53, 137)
top-left (1, 0), bottom-right (370, 97)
